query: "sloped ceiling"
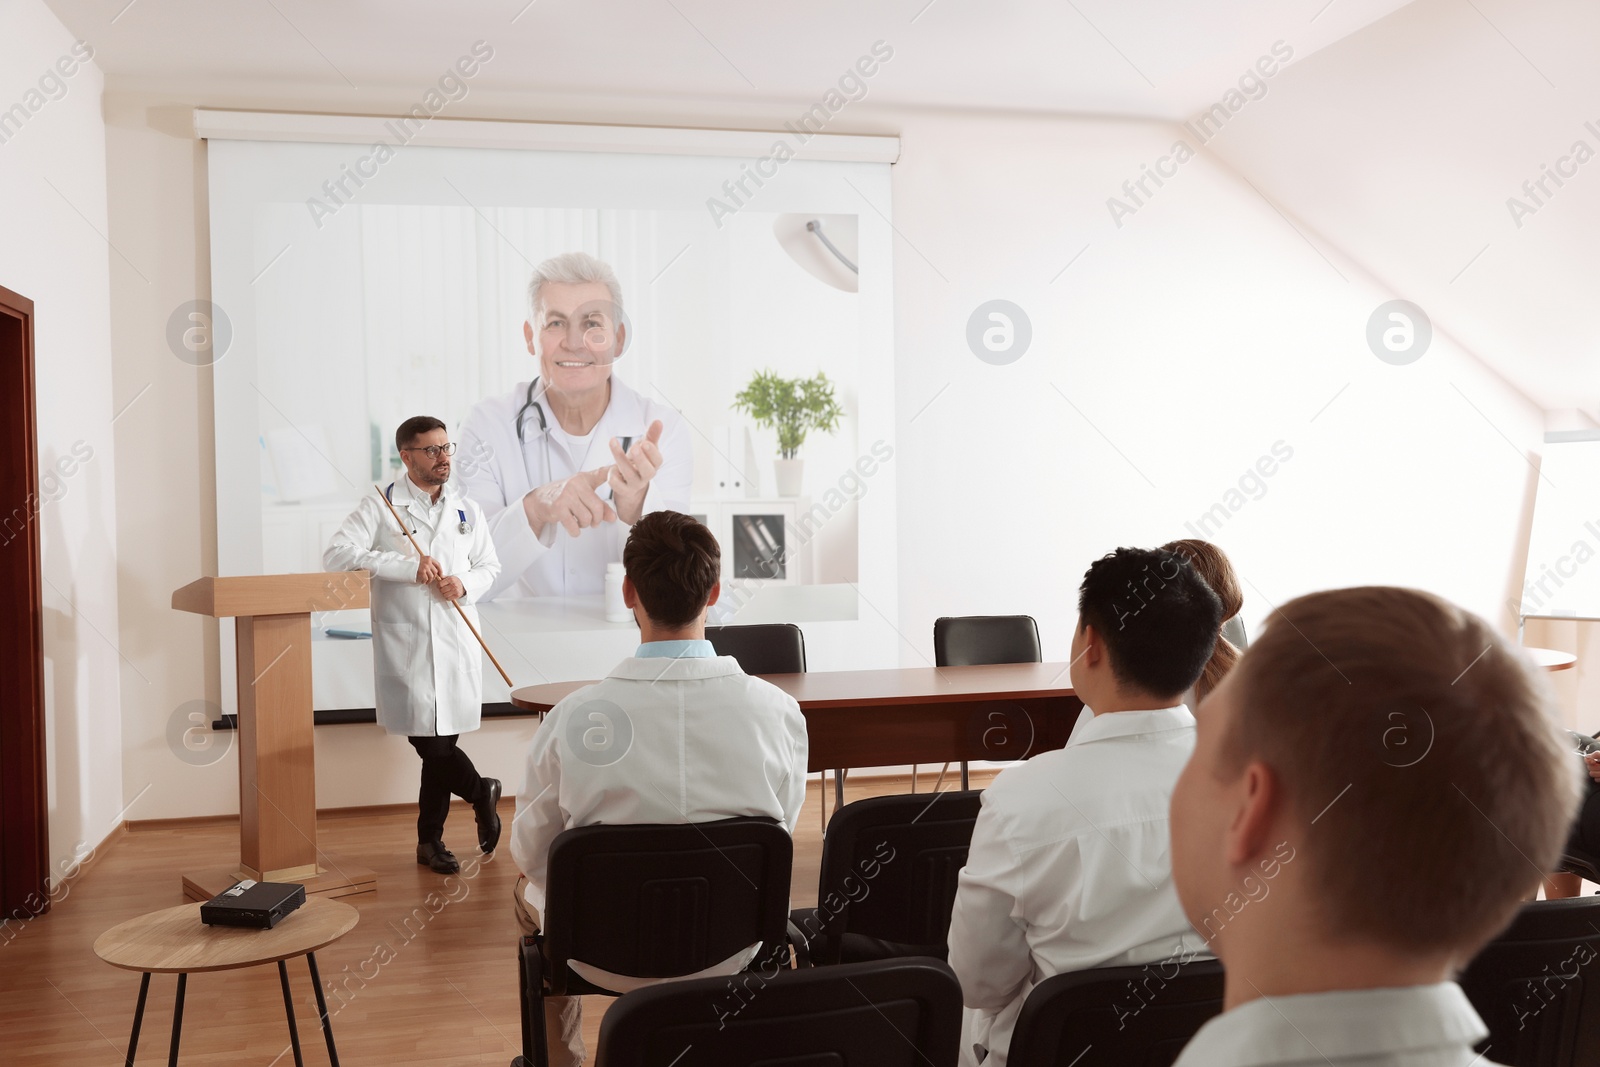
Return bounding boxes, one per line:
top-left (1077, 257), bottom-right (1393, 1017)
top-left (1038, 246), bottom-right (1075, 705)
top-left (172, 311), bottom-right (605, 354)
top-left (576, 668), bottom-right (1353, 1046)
top-left (1204, 0), bottom-right (1600, 415)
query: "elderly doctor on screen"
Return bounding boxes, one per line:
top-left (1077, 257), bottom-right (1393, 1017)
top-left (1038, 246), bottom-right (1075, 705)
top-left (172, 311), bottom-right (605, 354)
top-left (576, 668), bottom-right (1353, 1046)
top-left (458, 252), bottom-right (691, 601)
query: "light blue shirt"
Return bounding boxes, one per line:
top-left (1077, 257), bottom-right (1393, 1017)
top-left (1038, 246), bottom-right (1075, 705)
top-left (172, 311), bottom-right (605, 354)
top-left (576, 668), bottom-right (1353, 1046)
top-left (635, 639), bottom-right (717, 660)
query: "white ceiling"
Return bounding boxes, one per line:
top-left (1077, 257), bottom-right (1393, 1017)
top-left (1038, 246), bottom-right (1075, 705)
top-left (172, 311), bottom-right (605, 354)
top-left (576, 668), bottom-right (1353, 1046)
top-left (1205, 0), bottom-right (1600, 415)
top-left (42, 0), bottom-right (1598, 414)
top-left (47, 0), bottom-right (1413, 118)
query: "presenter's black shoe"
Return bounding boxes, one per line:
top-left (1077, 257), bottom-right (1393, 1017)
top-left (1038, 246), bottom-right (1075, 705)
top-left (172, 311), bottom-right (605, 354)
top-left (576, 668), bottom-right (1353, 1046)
top-left (475, 778), bottom-right (503, 854)
top-left (416, 840), bottom-right (460, 875)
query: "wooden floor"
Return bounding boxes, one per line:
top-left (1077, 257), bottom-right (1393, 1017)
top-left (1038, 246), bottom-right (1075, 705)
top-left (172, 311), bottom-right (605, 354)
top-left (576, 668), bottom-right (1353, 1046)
top-left (0, 771), bottom-right (986, 1066)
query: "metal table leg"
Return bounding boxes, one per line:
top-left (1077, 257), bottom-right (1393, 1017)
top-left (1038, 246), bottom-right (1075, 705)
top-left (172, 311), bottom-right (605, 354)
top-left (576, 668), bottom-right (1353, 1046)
top-left (126, 972), bottom-right (150, 1066)
top-left (306, 952), bottom-right (341, 1067)
top-left (167, 973), bottom-right (186, 1067)
top-left (833, 768), bottom-right (845, 813)
top-left (960, 760), bottom-right (970, 791)
top-left (278, 960), bottom-right (306, 1067)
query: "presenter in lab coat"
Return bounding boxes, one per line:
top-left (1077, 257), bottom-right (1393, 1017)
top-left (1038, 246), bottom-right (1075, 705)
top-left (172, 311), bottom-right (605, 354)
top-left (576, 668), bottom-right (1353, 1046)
top-left (457, 251), bottom-right (691, 601)
top-left (324, 416), bottom-right (504, 875)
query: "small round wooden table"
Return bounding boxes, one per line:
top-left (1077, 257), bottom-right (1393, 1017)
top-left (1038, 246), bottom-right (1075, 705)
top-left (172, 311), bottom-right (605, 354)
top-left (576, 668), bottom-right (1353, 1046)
top-left (1526, 646), bottom-right (1579, 672)
top-left (94, 896), bottom-right (359, 1066)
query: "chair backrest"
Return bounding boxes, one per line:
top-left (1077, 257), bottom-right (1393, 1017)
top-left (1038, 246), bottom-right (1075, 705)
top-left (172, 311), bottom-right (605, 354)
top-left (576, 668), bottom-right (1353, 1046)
top-left (933, 615), bottom-right (1042, 667)
top-left (595, 957), bottom-right (963, 1067)
top-left (805, 790), bottom-right (983, 963)
top-left (1220, 615), bottom-right (1248, 651)
top-left (707, 623), bottom-right (807, 675)
top-left (1458, 897), bottom-right (1600, 1067)
top-left (543, 818), bottom-right (793, 994)
top-left (1007, 957), bottom-right (1224, 1067)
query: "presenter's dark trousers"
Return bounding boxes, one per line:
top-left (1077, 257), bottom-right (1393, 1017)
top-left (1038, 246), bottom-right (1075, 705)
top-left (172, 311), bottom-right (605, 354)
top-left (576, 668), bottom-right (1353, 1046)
top-left (407, 734), bottom-right (484, 844)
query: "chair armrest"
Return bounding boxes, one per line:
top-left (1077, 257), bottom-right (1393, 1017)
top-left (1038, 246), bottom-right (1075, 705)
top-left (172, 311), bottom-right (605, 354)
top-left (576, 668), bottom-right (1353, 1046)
top-left (786, 918), bottom-right (814, 969)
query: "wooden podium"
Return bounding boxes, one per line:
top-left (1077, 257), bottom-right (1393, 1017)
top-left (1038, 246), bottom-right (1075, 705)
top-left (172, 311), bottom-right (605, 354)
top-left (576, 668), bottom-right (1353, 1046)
top-left (172, 572), bottom-right (377, 901)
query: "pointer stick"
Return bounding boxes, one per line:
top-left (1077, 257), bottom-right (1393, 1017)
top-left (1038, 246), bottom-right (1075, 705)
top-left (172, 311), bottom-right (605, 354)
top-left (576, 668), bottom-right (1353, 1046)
top-left (373, 485), bottom-right (514, 688)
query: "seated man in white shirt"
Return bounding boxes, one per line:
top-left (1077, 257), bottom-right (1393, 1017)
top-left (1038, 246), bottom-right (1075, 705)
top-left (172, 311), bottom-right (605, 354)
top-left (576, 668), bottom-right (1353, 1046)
top-left (1169, 587), bottom-right (1581, 1067)
top-left (947, 546), bottom-right (1225, 1067)
top-left (509, 509), bottom-right (809, 1067)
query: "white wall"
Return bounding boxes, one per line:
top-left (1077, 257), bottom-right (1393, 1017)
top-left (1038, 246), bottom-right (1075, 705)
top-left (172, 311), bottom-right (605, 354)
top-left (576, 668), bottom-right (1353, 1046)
top-left (99, 81), bottom-right (1544, 818)
top-left (0, 0), bottom-right (124, 875)
top-left (889, 110), bottom-right (1544, 664)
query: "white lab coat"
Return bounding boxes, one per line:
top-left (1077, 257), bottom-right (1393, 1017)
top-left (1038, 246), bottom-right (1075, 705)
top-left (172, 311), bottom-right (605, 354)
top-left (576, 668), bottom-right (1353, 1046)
top-left (511, 653), bottom-right (809, 915)
top-left (323, 475), bottom-right (501, 737)
top-left (946, 705), bottom-right (1210, 1067)
top-left (456, 376), bottom-right (692, 601)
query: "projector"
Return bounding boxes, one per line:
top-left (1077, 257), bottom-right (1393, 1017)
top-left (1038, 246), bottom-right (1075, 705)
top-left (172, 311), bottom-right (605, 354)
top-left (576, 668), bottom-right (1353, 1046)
top-left (199, 880), bottom-right (306, 930)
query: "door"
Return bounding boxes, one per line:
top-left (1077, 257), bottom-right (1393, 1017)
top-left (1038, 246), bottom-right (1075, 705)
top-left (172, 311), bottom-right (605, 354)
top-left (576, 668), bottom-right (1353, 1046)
top-left (0, 283), bottom-right (48, 920)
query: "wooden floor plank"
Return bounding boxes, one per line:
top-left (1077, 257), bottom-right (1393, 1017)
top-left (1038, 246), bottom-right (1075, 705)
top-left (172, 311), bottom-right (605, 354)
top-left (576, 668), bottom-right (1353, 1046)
top-left (0, 772), bottom-right (987, 1065)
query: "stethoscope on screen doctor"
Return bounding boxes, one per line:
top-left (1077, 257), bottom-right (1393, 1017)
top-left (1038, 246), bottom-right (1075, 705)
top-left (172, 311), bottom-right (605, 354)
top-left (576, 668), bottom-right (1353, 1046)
top-left (511, 376), bottom-right (633, 488)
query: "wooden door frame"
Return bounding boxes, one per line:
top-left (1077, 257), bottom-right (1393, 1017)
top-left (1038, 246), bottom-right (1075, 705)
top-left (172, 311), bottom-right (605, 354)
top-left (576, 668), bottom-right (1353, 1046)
top-left (0, 282), bottom-right (49, 921)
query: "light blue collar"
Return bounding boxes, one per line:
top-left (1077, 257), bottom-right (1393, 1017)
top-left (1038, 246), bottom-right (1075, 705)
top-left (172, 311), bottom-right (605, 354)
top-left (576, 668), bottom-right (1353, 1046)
top-left (635, 639), bottom-right (716, 660)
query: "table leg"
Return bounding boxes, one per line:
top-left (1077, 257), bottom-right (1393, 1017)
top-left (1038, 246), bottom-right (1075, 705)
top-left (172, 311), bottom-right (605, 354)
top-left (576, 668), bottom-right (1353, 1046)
top-left (167, 973), bottom-right (186, 1067)
top-left (305, 952), bottom-right (341, 1067)
top-left (834, 768), bottom-right (845, 813)
top-left (278, 960), bottom-right (306, 1067)
top-left (126, 972), bottom-right (150, 1066)
top-left (960, 760), bottom-right (970, 791)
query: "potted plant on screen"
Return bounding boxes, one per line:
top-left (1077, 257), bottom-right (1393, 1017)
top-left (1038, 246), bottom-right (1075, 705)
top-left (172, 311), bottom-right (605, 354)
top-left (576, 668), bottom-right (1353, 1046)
top-left (731, 370), bottom-right (844, 497)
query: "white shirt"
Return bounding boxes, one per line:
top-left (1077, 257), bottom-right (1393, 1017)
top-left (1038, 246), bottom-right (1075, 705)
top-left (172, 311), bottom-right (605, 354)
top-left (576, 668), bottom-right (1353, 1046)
top-left (947, 705), bottom-right (1209, 1067)
top-left (1173, 983), bottom-right (1502, 1067)
top-left (456, 376), bottom-right (692, 600)
top-left (323, 475), bottom-right (500, 737)
top-left (511, 648), bottom-right (809, 985)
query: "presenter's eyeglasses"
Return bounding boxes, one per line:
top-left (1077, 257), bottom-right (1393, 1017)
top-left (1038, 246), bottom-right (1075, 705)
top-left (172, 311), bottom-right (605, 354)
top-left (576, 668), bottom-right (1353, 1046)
top-left (402, 443), bottom-right (457, 459)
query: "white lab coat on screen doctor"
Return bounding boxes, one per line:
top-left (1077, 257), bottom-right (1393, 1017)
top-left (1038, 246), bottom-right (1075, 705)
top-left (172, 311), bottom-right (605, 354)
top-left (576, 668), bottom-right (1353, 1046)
top-left (456, 376), bottom-right (691, 601)
top-left (323, 475), bottom-right (501, 737)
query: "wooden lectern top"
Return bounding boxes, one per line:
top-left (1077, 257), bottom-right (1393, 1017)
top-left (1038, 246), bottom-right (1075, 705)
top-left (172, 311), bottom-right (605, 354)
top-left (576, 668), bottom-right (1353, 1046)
top-left (171, 571), bottom-right (370, 618)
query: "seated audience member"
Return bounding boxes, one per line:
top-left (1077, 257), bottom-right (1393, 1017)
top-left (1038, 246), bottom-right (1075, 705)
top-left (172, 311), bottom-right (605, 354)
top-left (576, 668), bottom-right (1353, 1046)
top-left (1543, 732), bottom-right (1600, 898)
top-left (1163, 538), bottom-right (1243, 706)
top-left (509, 510), bottom-right (809, 1067)
top-left (1169, 587), bottom-right (1582, 1067)
top-left (947, 546), bottom-right (1224, 1067)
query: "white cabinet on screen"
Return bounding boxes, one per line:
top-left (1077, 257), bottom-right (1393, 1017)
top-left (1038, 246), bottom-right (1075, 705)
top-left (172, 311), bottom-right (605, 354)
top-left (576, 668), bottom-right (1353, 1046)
top-left (689, 497), bottom-right (814, 586)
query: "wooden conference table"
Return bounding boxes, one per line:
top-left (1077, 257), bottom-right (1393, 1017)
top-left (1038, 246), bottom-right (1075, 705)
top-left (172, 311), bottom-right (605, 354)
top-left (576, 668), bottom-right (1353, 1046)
top-left (511, 661), bottom-right (1085, 803)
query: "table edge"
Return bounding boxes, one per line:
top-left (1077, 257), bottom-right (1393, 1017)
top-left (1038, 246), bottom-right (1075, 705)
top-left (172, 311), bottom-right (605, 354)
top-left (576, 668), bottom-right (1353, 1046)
top-left (94, 900), bottom-right (360, 974)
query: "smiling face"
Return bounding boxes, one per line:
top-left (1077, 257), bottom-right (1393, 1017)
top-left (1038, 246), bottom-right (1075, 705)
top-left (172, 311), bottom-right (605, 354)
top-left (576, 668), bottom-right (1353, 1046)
top-left (525, 280), bottom-right (626, 404)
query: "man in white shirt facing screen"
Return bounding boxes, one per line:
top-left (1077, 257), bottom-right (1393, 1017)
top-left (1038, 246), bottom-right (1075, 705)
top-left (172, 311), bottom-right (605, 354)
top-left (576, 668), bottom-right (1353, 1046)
top-left (1168, 587), bottom-right (1580, 1067)
top-left (947, 546), bottom-right (1224, 1067)
top-left (457, 251), bottom-right (692, 601)
top-left (510, 510), bottom-right (809, 1067)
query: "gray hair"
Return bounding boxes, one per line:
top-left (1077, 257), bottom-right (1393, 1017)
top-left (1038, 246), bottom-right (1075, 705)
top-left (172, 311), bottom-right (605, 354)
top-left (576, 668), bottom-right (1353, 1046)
top-left (525, 251), bottom-right (624, 324)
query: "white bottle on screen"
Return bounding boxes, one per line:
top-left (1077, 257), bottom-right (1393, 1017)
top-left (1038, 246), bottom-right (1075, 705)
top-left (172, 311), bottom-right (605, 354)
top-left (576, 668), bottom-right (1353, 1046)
top-left (604, 563), bottom-right (630, 622)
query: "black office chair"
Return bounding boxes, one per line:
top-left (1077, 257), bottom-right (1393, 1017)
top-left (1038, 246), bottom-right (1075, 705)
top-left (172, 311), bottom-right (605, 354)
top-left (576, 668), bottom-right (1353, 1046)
top-left (515, 818), bottom-right (794, 1067)
top-left (1557, 731), bottom-right (1600, 888)
top-left (594, 957), bottom-right (964, 1067)
top-left (1006, 957), bottom-right (1224, 1067)
top-left (1558, 849), bottom-right (1600, 884)
top-left (789, 790), bottom-right (982, 967)
top-left (709, 621), bottom-right (848, 827)
top-left (706, 623), bottom-right (807, 676)
top-left (933, 615), bottom-right (1042, 790)
top-left (1458, 896), bottom-right (1600, 1067)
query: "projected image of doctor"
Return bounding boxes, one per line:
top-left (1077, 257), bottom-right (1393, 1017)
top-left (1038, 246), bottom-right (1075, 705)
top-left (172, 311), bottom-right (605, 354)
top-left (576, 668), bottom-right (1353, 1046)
top-left (458, 252), bottom-right (690, 600)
